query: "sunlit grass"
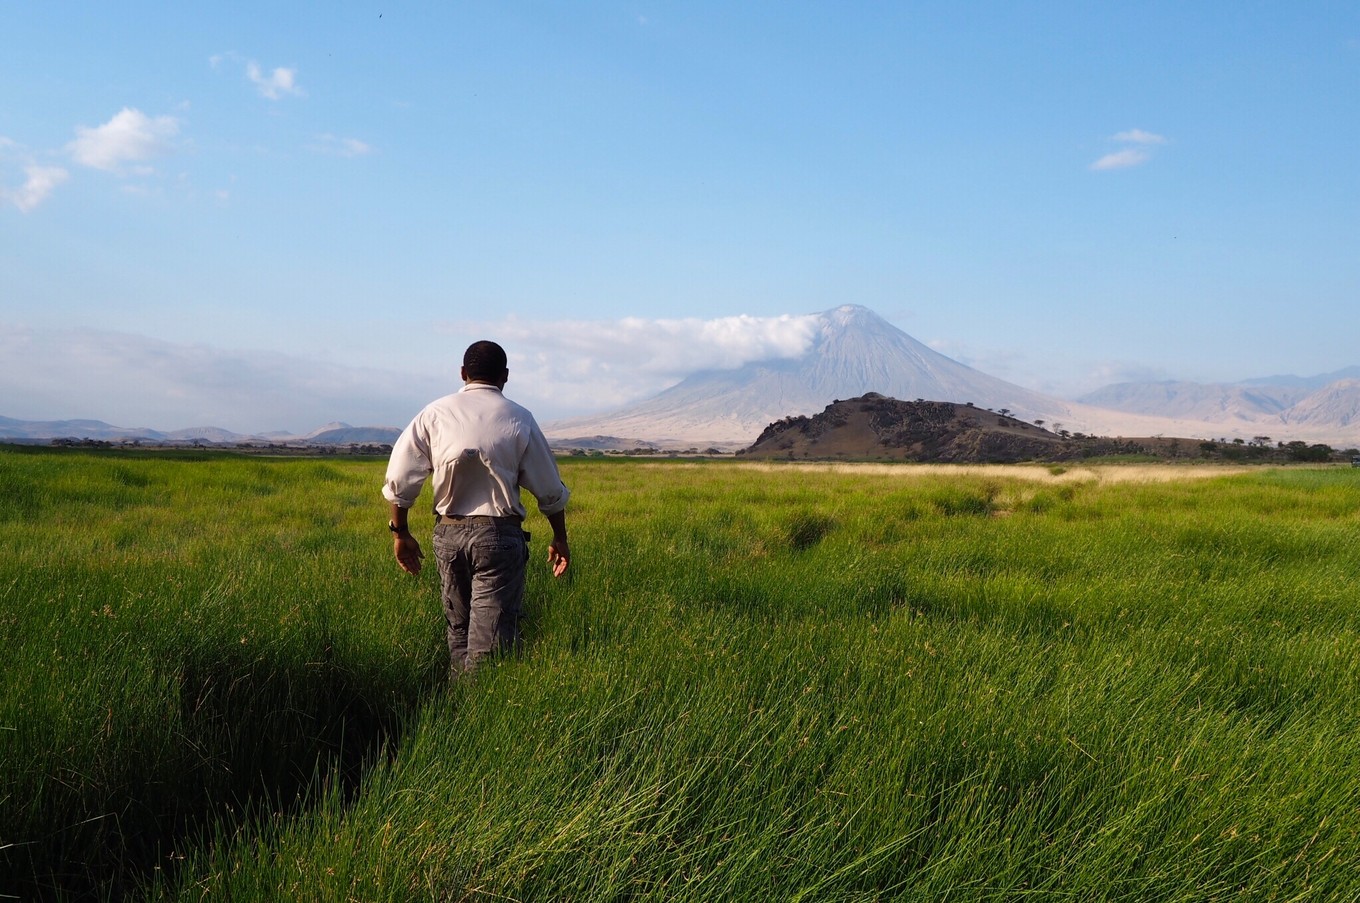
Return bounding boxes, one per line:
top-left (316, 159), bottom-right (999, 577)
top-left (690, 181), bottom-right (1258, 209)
top-left (3, 449), bottom-right (1359, 900)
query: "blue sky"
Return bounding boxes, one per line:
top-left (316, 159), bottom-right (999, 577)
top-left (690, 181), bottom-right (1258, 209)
top-left (2, 2), bottom-right (1358, 433)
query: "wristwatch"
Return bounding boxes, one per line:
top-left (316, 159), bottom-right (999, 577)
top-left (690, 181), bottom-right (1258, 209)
top-left (388, 521), bottom-right (409, 534)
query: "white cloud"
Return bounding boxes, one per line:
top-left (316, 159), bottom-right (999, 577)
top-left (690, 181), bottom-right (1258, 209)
top-left (247, 61), bottom-right (305, 100)
top-left (1089, 128), bottom-right (1169, 172)
top-left (1110, 129), bottom-right (1167, 145)
top-left (68, 108), bottom-right (179, 174)
top-left (4, 164), bottom-right (70, 212)
top-left (1090, 149), bottom-right (1151, 171)
top-left (1082, 360), bottom-right (1172, 388)
top-left (2, 138), bottom-right (70, 212)
top-left (311, 133), bottom-right (373, 157)
top-left (212, 52), bottom-right (306, 100)
top-left (463, 312), bottom-right (816, 374)
top-left (433, 313), bottom-right (822, 415)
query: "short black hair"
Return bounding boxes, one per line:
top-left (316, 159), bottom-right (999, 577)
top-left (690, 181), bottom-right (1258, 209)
top-left (463, 340), bottom-right (508, 382)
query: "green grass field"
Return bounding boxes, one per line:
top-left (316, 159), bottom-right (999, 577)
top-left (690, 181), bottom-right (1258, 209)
top-left (2, 448), bottom-right (1358, 901)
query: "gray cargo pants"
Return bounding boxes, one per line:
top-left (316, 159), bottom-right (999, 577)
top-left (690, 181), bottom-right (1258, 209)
top-left (432, 516), bottom-right (530, 675)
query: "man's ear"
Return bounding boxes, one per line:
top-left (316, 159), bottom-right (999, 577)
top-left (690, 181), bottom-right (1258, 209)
top-left (460, 365), bottom-right (469, 381)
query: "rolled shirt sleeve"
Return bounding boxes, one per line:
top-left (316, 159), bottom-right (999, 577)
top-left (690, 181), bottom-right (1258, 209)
top-left (382, 417), bottom-right (434, 509)
top-left (518, 423), bottom-right (570, 516)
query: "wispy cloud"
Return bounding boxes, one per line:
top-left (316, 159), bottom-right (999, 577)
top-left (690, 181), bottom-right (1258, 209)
top-left (1082, 360), bottom-right (1173, 388)
top-left (212, 52), bottom-right (306, 100)
top-left (67, 108), bottom-right (179, 174)
top-left (0, 326), bottom-right (437, 433)
top-left (2, 139), bottom-right (70, 212)
top-left (1090, 148), bottom-right (1152, 171)
top-left (436, 313), bottom-right (822, 415)
top-left (3, 164), bottom-right (70, 212)
top-left (1110, 129), bottom-right (1167, 145)
top-left (923, 337), bottom-right (1167, 399)
top-left (457, 312), bottom-right (817, 375)
top-left (247, 61), bottom-right (305, 100)
top-left (0, 313), bottom-right (828, 429)
top-left (310, 133), bottom-right (373, 157)
top-left (0, 313), bottom-right (1199, 430)
top-left (1090, 128), bottom-right (1169, 172)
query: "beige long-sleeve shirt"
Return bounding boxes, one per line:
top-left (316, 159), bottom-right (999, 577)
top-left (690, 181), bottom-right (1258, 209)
top-left (382, 383), bottom-right (569, 520)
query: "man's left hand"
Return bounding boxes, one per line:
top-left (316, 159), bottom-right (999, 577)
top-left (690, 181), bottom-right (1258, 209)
top-left (548, 536), bottom-right (569, 578)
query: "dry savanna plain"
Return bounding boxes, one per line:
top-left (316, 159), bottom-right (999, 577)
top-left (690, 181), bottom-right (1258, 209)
top-left (3, 446), bottom-right (1359, 901)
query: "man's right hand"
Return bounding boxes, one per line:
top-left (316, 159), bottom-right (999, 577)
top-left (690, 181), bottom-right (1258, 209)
top-left (394, 533), bottom-right (424, 575)
top-left (546, 510), bottom-right (570, 578)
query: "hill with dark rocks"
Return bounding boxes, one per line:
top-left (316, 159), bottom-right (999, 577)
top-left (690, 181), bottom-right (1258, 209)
top-left (738, 393), bottom-right (1346, 464)
top-left (740, 394), bottom-right (1073, 462)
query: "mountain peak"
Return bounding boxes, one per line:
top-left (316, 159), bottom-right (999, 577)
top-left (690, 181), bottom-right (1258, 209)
top-left (824, 304), bottom-right (886, 329)
top-left (302, 421), bottom-right (352, 439)
top-left (546, 304), bottom-right (1072, 444)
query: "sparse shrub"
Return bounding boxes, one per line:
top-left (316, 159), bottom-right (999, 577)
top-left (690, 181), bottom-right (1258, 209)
top-left (929, 484), bottom-right (997, 517)
top-left (781, 511), bottom-right (836, 550)
top-left (1024, 491), bottom-right (1056, 513)
top-left (1286, 441), bottom-right (1334, 462)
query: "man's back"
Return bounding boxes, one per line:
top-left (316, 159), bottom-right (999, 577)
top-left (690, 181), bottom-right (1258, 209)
top-left (384, 383), bottom-right (568, 521)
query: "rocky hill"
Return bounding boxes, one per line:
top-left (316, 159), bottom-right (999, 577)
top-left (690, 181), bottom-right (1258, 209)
top-left (740, 394), bottom-right (1076, 462)
top-left (738, 394), bottom-right (1350, 464)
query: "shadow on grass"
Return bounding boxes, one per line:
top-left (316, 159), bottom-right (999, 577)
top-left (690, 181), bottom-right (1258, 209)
top-left (3, 638), bottom-right (446, 902)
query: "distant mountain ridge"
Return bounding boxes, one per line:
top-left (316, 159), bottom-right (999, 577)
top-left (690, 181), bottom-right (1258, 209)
top-left (1077, 383), bottom-right (1303, 421)
top-left (1237, 366), bottom-right (1360, 390)
top-left (1077, 378), bottom-right (1360, 439)
top-left (0, 415), bottom-right (400, 446)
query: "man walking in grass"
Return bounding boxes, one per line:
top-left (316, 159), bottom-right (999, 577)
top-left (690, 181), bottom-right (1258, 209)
top-left (383, 340), bottom-right (571, 675)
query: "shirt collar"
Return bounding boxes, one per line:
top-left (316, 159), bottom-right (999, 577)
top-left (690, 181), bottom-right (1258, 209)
top-left (459, 382), bottom-right (504, 394)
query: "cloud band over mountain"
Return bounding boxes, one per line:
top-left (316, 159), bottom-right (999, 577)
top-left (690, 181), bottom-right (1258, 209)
top-left (436, 312), bottom-right (825, 414)
top-left (0, 315), bottom-right (823, 433)
top-left (4, 308), bottom-right (1359, 447)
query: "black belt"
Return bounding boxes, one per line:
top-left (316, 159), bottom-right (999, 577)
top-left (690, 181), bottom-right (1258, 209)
top-left (436, 513), bottom-right (522, 525)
